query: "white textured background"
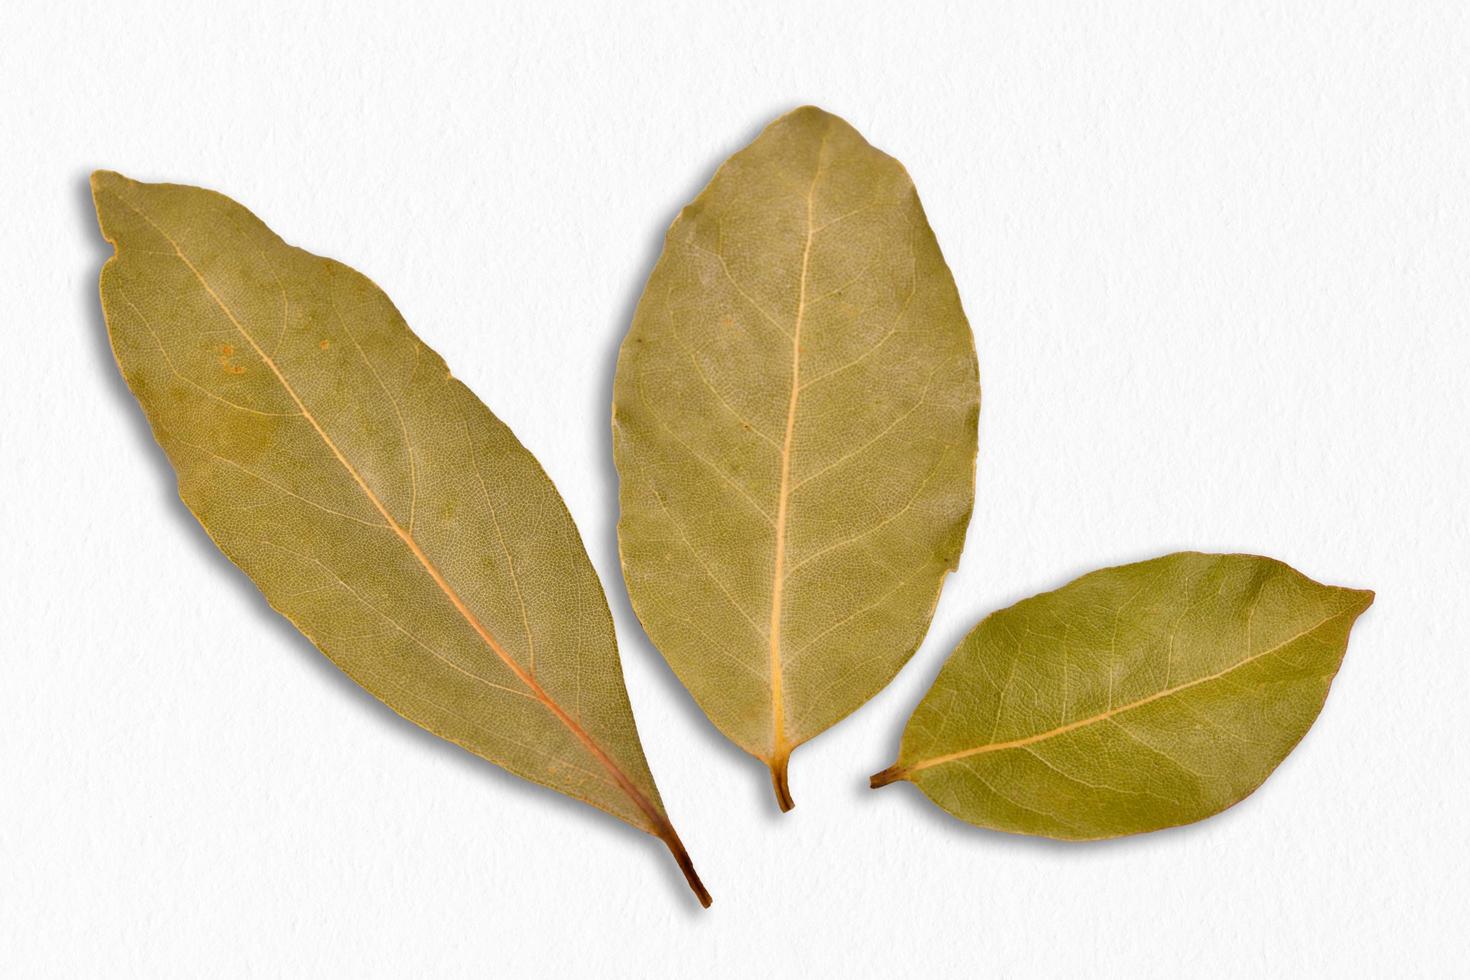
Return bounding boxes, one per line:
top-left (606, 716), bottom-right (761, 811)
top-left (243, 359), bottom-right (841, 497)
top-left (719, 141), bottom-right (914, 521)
top-left (2, 2), bottom-right (1467, 976)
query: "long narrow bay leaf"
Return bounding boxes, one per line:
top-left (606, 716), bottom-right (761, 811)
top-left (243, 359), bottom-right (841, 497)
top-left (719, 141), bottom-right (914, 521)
top-left (613, 106), bottom-right (979, 809)
top-left (872, 552), bottom-right (1373, 840)
top-left (91, 171), bottom-right (709, 906)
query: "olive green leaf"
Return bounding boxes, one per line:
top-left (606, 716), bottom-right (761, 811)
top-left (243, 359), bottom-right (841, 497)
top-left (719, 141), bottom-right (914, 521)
top-left (91, 171), bottom-right (709, 906)
top-left (612, 106), bottom-right (979, 810)
top-left (871, 552), bottom-right (1373, 840)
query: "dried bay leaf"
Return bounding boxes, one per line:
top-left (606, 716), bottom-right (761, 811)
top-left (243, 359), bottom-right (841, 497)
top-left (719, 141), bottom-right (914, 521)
top-left (872, 552), bottom-right (1373, 839)
top-left (613, 107), bottom-right (979, 809)
top-left (91, 171), bottom-right (709, 906)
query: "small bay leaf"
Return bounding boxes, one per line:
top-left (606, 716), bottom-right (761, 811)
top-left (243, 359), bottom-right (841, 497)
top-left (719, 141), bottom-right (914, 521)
top-left (871, 552), bottom-right (1373, 840)
top-left (91, 171), bottom-right (709, 905)
top-left (612, 106), bottom-right (980, 809)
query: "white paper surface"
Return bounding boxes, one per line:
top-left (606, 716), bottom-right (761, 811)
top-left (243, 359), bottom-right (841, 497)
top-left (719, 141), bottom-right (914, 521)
top-left (2, 2), bottom-right (1466, 976)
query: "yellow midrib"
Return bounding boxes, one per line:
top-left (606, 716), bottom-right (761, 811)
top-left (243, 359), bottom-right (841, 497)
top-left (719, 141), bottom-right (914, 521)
top-left (108, 190), bottom-right (668, 837)
top-left (767, 129), bottom-right (829, 764)
top-left (904, 603), bottom-right (1360, 776)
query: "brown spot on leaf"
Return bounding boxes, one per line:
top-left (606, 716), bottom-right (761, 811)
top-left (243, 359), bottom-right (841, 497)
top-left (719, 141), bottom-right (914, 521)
top-left (217, 343), bottom-right (245, 375)
top-left (319, 338), bottom-right (331, 350)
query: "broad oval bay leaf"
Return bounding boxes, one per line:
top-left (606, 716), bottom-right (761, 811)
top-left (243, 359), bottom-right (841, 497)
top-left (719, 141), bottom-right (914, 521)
top-left (613, 107), bottom-right (979, 809)
top-left (91, 171), bottom-right (709, 905)
top-left (871, 552), bottom-right (1373, 840)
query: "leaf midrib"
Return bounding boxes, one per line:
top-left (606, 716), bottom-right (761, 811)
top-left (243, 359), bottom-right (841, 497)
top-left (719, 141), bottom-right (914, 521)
top-left (766, 123), bottom-right (830, 767)
top-left (903, 603), bottom-right (1360, 777)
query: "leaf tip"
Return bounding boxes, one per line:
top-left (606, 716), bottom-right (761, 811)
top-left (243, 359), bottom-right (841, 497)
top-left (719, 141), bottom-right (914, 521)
top-left (779, 103), bottom-right (846, 135)
top-left (89, 169), bottom-right (132, 209)
top-left (1337, 585), bottom-right (1375, 620)
top-left (89, 168), bottom-right (122, 191)
top-left (88, 170), bottom-right (132, 247)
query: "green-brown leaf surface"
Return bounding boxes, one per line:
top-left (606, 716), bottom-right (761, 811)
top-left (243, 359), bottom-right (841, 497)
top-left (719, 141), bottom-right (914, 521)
top-left (872, 552), bottom-right (1373, 839)
top-left (613, 107), bottom-right (979, 808)
top-left (91, 171), bottom-right (708, 905)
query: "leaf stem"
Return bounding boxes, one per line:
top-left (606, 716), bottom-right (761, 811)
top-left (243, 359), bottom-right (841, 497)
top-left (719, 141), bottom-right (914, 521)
top-left (869, 764), bottom-right (908, 789)
top-left (657, 820), bottom-right (712, 908)
top-left (769, 750), bottom-right (795, 812)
